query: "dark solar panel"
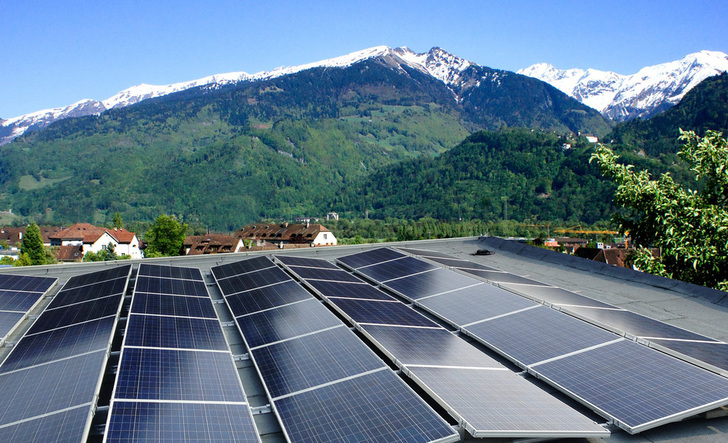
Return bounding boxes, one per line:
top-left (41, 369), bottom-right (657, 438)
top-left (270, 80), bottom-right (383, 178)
top-left (411, 367), bottom-right (608, 438)
top-left (285, 266), bottom-right (362, 283)
top-left (337, 248), bottom-right (406, 269)
top-left (533, 340), bottom-right (728, 433)
top-left (274, 369), bottom-right (457, 443)
top-left (356, 256), bottom-right (438, 282)
top-left (60, 265), bottom-right (130, 290)
top-left (0, 350), bottom-right (106, 425)
top-left (0, 291), bottom-right (43, 311)
top-left (460, 269), bottom-right (549, 286)
top-left (384, 268), bottom-right (480, 300)
top-left (396, 248), bottom-right (455, 259)
top-left (274, 255), bottom-right (340, 269)
top-left (418, 284), bottom-right (537, 327)
top-left (105, 401), bottom-right (259, 443)
top-left (216, 266), bottom-right (290, 295)
top-left (47, 276), bottom-right (127, 309)
top-left (0, 405), bottom-right (90, 443)
top-left (212, 256), bottom-right (274, 279)
top-left (238, 299), bottom-right (344, 349)
top-left (329, 298), bottom-right (440, 328)
top-left (27, 295), bottom-right (121, 335)
top-left (0, 274), bottom-right (55, 293)
top-left (498, 284), bottom-right (613, 309)
top-left (464, 306), bottom-right (621, 366)
top-left (252, 327), bottom-right (386, 398)
top-left (131, 292), bottom-right (217, 318)
top-left (362, 325), bottom-right (503, 368)
top-left (648, 339), bottom-right (728, 374)
top-left (0, 312), bottom-right (25, 338)
top-left (225, 280), bottom-right (311, 316)
top-left (134, 276), bottom-right (209, 297)
top-left (423, 256), bottom-right (498, 271)
top-left (137, 264), bottom-right (202, 281)
top-left (124, 314), bottom-right (229, 351)
top-left (306, 279), bottom-right (395, 301)
top-left (114, 347), bottom-right (245, 402)
top-left (0, 317), bottom-right (116, 373)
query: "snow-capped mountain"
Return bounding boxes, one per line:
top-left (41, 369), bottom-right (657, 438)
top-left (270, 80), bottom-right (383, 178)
top-left (1, 46), bottom-right (476, 145)
top-left (518, 50), bottom-right (728, 121)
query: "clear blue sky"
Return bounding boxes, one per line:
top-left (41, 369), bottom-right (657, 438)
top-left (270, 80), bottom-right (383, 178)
top-left (2, 0), bottom-right (726, 119)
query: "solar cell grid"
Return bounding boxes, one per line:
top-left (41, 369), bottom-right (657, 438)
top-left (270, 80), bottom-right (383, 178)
top-left (417, 284), bottom-right (537, 327)
top-left (498, 284), bottom-right (613, 309)
top-left (124, 314), bottom-right (229, 351)
top-left (285, 266), bottom-right (362, 283)
top-left (131, 292), bottom-right (217, 319)
top-left (0, 275), bottom-right (55, 293)
top-left (0, 316), bottom-right (116, 373)
top-left (252, 327), bottom-right (386, 398)
top-left (238, 299), bottom-right (344, 349)
top-left (647, 339), bottom-right (728, 374)
top-left (0, 291), bottom-right (43, 312)
top-left (422, 257), bottom-right (498, 271)
top-left (274, 369), bottom-right (458, 443)
top-left (27, 294), bottom-right (122, 335)
top-left (216, 267), bottom-right (290, 295)
top-left (61, 266), bottom-right (130, 290)
top-left (356, 256), bottom-right (438, 282)
top-left (306, 279), bottom-right (395, 301)
top-left (0, 404), bottom-right (90, 443)
top-left (225, 280), bottom-right (311, 316)
top-left (47, 277), bottom-right (127, 309)
top-left (396, 248), bottom-right (455, 259)
top-left (460, 269), bottom-right (549, 286)
top-left (114, 347), bottom-right (245, 402)
top-left (362, 325), bottom-right (503, 368)
top-left (134, 276), bottom-right (208, 297)
top-left (329, 298), bottom-right (440, 328)
top-left (212, 256), bottom-right (275, 280)
top-left (274, 255), bottom-right (340, 269)
top-left (533, 339), bottom-right (728, 433)
top-left (337, 248), bottom-right (406, 270)
top-left (138, 264), bottom-right (202, 281)
top-left (105, 402), bottom-right (259, 443)
top-left (0, 312), bottom-right (25, 339)
top-left (384, 267), bottom-right (480, 300)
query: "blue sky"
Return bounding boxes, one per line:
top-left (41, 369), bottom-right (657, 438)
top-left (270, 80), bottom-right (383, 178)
top-left (2, 0), bottom-right (726, 119)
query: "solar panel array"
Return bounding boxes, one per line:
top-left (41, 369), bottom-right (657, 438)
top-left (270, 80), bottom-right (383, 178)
top-left (212, 256), bottom-right (459, 443)
top-left (0, 265), bottom-right (130, 443)
top-left (339, 247), bottom-right (728, 434)
top-left (105, 263), bottom-right (260, 442)
top-left (0, 274), bottom-right (56, 345)
top-left (277, 255), bottom-right (609, 439)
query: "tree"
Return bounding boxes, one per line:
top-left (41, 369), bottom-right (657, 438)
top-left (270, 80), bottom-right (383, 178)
top-left (113, 212), bottom-right (124, 229)
top-left (144, 215), bottom-right (188, 257)
top-left (591, 130), bottom-right (728, 290)
top-left (21, 223), bottom-right (46, 265)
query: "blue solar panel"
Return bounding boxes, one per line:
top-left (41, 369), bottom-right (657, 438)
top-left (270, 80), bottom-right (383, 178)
top-left (60, 265), bottom-right (130, 290)
top-left (0, 274), bottom-right (55, 292)
top-left (216, 266), bottom-right (290, 295)
top-left (417, 284), bottom-right (538, 327)
top-left (27, 295), bottom-right (121, 335)
top-left (212, 256), bottom-right (273, 279)
top-left (498, 284), bottom-right (614, 309)
top-left (0, 350), bottom-right (106, 425)
top-left (0, 290), bottom-right (44, 311)
top-left (134, 276), bottom-right (209, 297)
top-left (124, 314), bottom-right (229, 351)
top-left (285, 266), bottom-right (362, 283)
top-left (252, 327), bottom-right (386, 398)
top-left (274, 255), bottom-right (340, 269)
top-left (460, 269), bottom-right (548, 286)
top-left (362, 325), bottom-right (502, 368)
top-left (47, 276), bottom-right (127, 309)
top-left (464, 306), bottom-right (620, 366)
top-left (0, 312), bottom-right (25, 338)
top-left (225, 280), bottom-right (311, 316)
top-left (306, 279), bottom-right (395, 301)
top-left (384, 268), bottom-right (480, 300)
top-left (648, 339), bottom-right (728, 375)
top-left (114, 347), bottom-right (245, 402)
top-left (274, 369), bottom-right (457, 443)
top-left (420, 256), bottom-right (498, 271)
top-left (131, 292), bottom-right (217, 318)
top-left (337, 248), bottom-right (406, 270)
top-left (0, 316), bottom-right (116, 373)
top-left (329, 298), bottom-right (440, 328)
top-left (532, 340), bottom-right (728, 433)
top-left (0, 404), bottom-right (90, 443)
top-left (105, 401), bottom-right (259, 443)
top-left (396, 248), bottom-right (455, 259)
top-left (138, 264), bottom-right (202, 280)
top-left (238, 299), bottom-right (344, 349)
top-left (356, 256), bottom-right (438, 282)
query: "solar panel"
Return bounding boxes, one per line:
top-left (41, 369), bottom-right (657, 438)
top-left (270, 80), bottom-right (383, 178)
top-left (362, 325), bottom-right (503, 368)
top-left (337, 247), bottom-right (406, 269)
top-left (60, 265), bottom-right (130, 290)
top-left (46, 277), bottom-right (127, 309)
top-left (216, 266), bottom-right (290, 295)
top-left (532, 339), bottom-right (728, 433)
top-left (647, 339), bottom-right (728, 375)
top-left (105, 401), bottom-right (259, 443)
top-left (384, 268), bottom-right (479, 300)
top-left (274, 369), bottom-right (458, 443)
top-left (460, 269), bottom-right (548, 286)
top-left (0, 312), bottom-right (25, 339)
top-left (237, 299), bottom-right (344, 349)
top-left (306, 279), bottom-right (395, 301)
top-left (137, 263), bottom-right (203, 280)
top-left (131, 292), bottom-right (217, 318)
top-left (396, 247), bottom-right (455, 259)
top-left (329, 298), bottom-right (440, 328)
top-left (26, 294), bottom-right (122, 335)
top-left (283, 266), bottom-right (362, 283)
top-left (417, 284), bottom-right (538, 327)
top-left (0, 290), bottom-right (45, 311)
top-left (0, 274), bottom-right (54, 292)
top-left (356, 256), bottom-right (438, 282)
top-left (134, 275), bottom-right (209, 297)
top-left (0, 274), bottom-right (56, 345)
top-left (252, 327), bottom-right (386, 398)
top-left (274, 255), bottom-right (340, 269)
top-left (410, 367), bottom-right (607, 438)
top-left (463, 305), bottom-right (621, 366)
top-left (225, 280), bottom-right (311, 316)
top-left (212, 255), bottom-right (274, 279)
top-left (124, 314), bottom-right (229, 351)
top-left (498, 284), bottom-right (614, 309)
top-left (0, 405), bottom-right (90, 443)
top-left (420, 256), bottom-right (498, 271)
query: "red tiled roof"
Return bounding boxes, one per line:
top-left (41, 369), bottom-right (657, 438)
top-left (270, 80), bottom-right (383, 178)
top-left (236, 223), bottom-right (330, 243)
top-left (50, 223), bottom-right (137, 244)
top-left (184, 234), bottom-right (241, 255)
top-left (56, 244), bottom-right (83, 261)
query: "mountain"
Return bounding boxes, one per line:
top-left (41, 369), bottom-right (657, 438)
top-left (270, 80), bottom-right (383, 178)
top-left (518, 50), bottom-right (728, 122)
top-left (1, 46), bottom-right (609, 145)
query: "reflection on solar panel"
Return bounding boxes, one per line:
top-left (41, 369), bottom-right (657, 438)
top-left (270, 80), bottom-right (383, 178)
top-left (460, 269), bottom-right (548, 286)
top-left (105, 263), bottom-right (260, 443)
top-left (337, 247), bottom-right (405, 269)
top-left (0, 274), bottom-right (56, 345)
top-left (0, 266), bottom-right (129, 443)
top-left (339, 248), bottom-right (728, 434)
top-left (356, 256), bottom-right (437, 282)
top-left (384, 268), bottom-right (480, 300)
top-left (212, 256), bottom-right (459, 443)
top-left (330, 298), bottom-right (440, 328)
top-left (286, 256), bottom-right (608, 439)
top-left (274, 255), bottom-right (340, 269)
top-left (499, 284), bottom-right (614, 308)
top-left (420, 256), bottom-right (498, 271)
top-left (305, 280), bottom-right (394, 301)
top-left (283, 265), bottom-right (362, 282)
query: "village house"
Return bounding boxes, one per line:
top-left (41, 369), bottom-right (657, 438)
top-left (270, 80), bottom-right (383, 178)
top-left (183, 234), bottom-right (245, 255)
top-left (237, 222), bottom-right (337, 248)
top-left (49, 223), bottom-right (143, 261)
